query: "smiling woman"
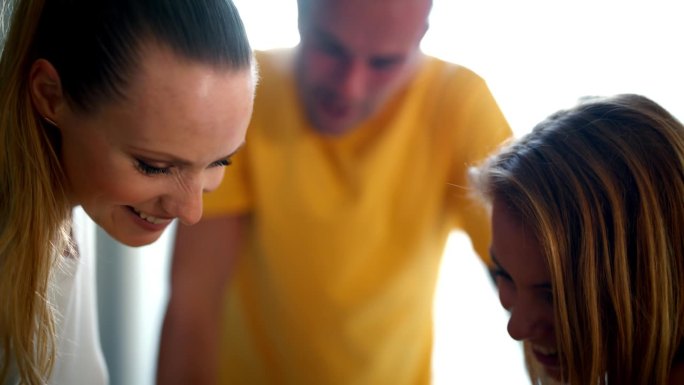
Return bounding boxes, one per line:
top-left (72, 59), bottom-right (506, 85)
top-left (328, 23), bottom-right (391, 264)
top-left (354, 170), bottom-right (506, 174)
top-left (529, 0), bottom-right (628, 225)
top-left (489, 200), bottom-right (560, 380)
top-left (472, 94), bottom-right (684, 385)
top-left (0, 0), bottom-right (254, 383)
top-left (52, 43), bottom-right (253, 247)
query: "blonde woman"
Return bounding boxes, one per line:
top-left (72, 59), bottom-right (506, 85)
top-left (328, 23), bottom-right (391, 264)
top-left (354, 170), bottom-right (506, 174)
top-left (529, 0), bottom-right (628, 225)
top-left (471, 94), bottom-right (683, 385)
top-left (0, 0), bottom-right (255, 383)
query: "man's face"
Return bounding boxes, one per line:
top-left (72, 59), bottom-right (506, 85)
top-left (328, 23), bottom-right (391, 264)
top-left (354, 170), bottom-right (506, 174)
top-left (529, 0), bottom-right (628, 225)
top-left (295, 0), bottom-right (431, 135)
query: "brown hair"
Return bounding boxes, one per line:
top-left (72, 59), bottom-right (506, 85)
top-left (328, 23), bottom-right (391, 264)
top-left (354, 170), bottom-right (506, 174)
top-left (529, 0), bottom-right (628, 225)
top-left (471, 94), bottom-right (684, 384)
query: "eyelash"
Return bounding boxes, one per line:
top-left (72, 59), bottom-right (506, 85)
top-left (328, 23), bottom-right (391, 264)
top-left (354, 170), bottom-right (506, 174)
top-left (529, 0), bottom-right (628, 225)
top-left (491, 267), bottom-right (512, 282)
top-left (136, 160), bottom-right (170, 175)
top-left (370, 59), bottom-right (399, 71)
top-left (491, 265), bottom-right (554, 305)
top-left (212, 159), bottom-right (231, 167)
top-left (135, 158), bottom-right (231, 176)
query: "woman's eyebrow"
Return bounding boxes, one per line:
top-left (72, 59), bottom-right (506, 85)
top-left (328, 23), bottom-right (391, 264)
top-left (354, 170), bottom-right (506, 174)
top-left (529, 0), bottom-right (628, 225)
top-left (130, 140), bottom-right (245, 167)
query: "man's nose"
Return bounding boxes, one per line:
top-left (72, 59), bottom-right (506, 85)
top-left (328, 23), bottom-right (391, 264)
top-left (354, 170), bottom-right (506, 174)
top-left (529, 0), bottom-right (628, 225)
top-left (336, 58), bottom-right (368, 99)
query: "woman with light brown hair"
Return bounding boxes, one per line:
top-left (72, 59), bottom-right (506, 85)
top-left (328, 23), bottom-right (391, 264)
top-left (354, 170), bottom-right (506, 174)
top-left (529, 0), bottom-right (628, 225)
top-left (471, 94), bottom-right (684, 384)
top-left (0, 0), bottom-right (255, 383)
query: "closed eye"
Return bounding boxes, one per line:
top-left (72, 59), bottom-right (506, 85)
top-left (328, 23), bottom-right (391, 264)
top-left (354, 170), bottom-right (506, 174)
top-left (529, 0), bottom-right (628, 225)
top-left (369, 56), bottom-right (402, 71)
top-left (491, 267), bottom-right (511, 281)
top-left (491, 267), bottom-right (513, 288)
top-left (136, 159), bottom-right (171, 176)
top-left (209, 158), bottom-right (231, 168)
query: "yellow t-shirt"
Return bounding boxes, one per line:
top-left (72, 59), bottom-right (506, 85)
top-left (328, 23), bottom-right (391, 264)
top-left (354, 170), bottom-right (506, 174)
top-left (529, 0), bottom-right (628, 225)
top-left (204, 49), bottom-right (511, 385)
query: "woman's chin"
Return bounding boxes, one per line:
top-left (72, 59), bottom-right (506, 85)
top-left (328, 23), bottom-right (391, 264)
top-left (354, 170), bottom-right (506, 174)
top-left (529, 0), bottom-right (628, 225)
top-left (117, 234), bottom-right (163, 247)
top-left (102, 226), bottom-right (166, 247)
top-left (544, 366), bottom-right (563, 382)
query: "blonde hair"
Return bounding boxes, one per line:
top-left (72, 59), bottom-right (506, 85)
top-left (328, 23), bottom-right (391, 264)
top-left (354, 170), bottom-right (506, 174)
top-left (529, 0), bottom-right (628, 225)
top-left (1, 0), bottom-right (70, 383)
top-left (1, 0), bottom-right (252, 382)
top-left (472, 94), bottom-right (684, 385)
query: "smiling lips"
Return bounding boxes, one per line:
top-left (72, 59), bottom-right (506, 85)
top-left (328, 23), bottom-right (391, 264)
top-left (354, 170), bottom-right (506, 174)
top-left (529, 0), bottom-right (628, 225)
top-left (131, 207), bottom-right (172, 225)
top-left (531, 344), bottom-right (560, 367)
top-left (533, 345), bottom-right (557, 356)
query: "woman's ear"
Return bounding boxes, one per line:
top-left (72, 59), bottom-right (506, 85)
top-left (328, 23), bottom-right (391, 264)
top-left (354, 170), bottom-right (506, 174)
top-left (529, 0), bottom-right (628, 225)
top-left (29, 59), bottom-right (66, 127)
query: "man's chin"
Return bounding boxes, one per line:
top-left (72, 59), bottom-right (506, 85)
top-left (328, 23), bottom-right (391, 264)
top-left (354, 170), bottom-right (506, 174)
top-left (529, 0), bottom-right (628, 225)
top-left (312, 122), bottom-right (355, 136)
top-left (309, 110), bottom-right (361, 136)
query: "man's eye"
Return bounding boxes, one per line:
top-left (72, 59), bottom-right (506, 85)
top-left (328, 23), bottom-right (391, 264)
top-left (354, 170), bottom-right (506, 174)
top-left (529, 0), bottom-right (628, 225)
top-left (314, 40), bottom-right (346, 59)
top-left (136, 159), bottom-right (171, 175)
top-left (370, 58), bottom-right (400, 71)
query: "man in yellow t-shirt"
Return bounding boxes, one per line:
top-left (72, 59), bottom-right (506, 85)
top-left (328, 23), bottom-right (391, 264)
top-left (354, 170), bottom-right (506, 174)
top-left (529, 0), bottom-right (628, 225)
top-left (157, 0), bottom-right (512, 384)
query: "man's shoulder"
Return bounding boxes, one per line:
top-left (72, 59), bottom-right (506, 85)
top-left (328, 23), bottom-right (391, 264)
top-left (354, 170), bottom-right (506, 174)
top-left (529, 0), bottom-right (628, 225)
top-left (251, 48), bottom-right (298, 103)
top-left (409, 54), bottom-right (489, 100)
top-left (251, 48), bottom-right (298, 101)
top-left (419, 54), bottom-right (484, 85)
top-left (255, 48), bottom-right (295, 75)
top-left (255, 48), bottom-right (291, 61)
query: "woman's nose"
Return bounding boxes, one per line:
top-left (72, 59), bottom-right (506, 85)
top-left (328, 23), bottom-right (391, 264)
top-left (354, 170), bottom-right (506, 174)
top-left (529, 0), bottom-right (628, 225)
top-left (161, 178), bottom-right (204, 226)
top-left (171, 187), bottom-right (204, 226)
top-left (167, 169), bottom-right (226, 225)
top-left (506, 297), bottom-right (550, 342)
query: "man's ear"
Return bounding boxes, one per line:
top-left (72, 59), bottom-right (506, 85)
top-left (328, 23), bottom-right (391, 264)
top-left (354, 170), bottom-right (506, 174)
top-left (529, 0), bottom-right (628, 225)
top-left (29, 59), bottom-right (66, 126)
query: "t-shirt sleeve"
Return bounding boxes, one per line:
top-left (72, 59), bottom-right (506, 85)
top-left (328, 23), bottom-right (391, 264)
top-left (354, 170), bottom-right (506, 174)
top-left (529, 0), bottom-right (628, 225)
top-left (202, 146), bottom-right (253, 218)
top-left (447, 71), bottom-right (512, 267)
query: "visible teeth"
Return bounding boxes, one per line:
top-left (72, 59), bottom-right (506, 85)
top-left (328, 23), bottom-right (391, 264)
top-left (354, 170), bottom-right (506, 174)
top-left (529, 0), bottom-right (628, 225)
top-left (533, 345), bottom-right (558, 356)
top-left (132, 208), bottom-right (166, 224)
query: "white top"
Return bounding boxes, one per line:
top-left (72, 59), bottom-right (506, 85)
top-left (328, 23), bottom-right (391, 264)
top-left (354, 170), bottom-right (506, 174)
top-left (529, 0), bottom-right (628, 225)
top-left (5, 207), bottom-right (109, 384)
top-left (49, 207), bottom-right (109, 384)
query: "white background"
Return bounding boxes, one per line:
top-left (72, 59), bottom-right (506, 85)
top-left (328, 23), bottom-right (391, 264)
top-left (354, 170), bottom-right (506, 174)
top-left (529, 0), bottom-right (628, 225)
top-left (97, 1), bottom-right (684, 384)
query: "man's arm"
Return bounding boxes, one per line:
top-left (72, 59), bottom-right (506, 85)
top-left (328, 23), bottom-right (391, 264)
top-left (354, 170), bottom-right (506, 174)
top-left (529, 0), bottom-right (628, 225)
top-left (156, 214), bottom-right (249, 385)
